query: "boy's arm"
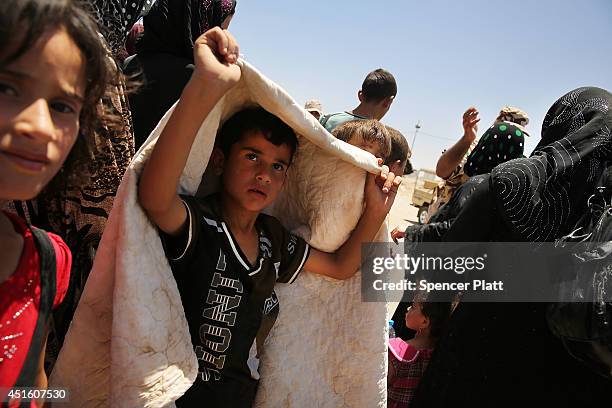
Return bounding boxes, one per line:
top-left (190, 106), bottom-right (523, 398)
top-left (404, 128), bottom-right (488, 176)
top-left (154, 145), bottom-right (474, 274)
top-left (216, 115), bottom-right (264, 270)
top-left (435, 107), bottom-right (480, 179)
top-left (138, 28), bottom-right (241, 235)
top-left (303, 164), bottom-right (402, 280)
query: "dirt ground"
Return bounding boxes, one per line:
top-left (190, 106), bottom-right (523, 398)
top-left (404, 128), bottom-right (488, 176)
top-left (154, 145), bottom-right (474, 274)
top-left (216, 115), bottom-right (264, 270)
top-left (388, 172), bottom-right (419, 230)
top-left (385, 173), bottom-right (420, 318)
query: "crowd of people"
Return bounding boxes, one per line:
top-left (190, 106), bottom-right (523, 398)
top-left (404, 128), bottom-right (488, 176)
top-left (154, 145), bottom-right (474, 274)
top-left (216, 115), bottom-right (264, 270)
top-left (387, 89), bottom-right (612, 407)
top-left (0, 0), bottom-right (610, 407)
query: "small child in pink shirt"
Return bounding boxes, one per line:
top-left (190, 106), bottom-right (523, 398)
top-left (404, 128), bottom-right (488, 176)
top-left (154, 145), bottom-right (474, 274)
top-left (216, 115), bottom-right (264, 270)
top-left (387, 295), bottom-right (452, 407)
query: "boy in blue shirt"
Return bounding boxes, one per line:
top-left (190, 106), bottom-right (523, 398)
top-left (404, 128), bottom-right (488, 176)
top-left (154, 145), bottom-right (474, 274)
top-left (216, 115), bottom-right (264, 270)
top-left (320, 68), bottom-right (397, 132)
top-left (138, 28), bottom-right (402, 407)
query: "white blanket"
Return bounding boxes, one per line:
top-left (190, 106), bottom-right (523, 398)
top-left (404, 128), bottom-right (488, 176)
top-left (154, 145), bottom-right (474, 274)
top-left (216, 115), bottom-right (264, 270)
top-left (50, 60), bottom-right (389, 407)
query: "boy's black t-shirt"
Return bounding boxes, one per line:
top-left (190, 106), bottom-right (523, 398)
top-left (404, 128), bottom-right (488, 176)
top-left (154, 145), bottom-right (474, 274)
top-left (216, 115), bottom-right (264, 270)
top-left (162, 194), bottom-right (310, 387)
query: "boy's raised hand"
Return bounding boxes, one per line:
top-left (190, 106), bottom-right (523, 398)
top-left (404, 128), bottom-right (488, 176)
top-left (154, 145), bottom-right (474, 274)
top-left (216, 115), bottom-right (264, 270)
top-left (139, 28), bottom-right (241, 236)
top-left (192, 27), bottom-right (241, 92)
top-left (365, 160), bottom-right (403, 218)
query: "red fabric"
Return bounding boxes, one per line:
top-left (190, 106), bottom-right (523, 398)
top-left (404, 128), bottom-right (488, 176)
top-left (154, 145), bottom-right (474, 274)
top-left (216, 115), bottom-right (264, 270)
top-left (0, 212), bottom-right (71, 396)
top-left (388, 339), bottom-right (433, 408)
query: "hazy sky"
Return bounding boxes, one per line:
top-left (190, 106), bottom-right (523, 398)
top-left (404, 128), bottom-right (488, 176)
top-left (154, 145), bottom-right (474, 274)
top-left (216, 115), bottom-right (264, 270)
top-left (230, 0), bottom-right (612, 170)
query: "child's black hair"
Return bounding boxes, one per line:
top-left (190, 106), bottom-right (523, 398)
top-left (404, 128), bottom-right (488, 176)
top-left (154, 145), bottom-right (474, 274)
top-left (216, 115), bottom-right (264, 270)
top-left (412, 292), bottom-right (452, 340)
top-left (384, 126), bottom-right (411, 169)
top-left (384, 126), bottom-right (414, 175)
top-left (217, 107), bottom-right (298, 161)
top-left (361, 69), bottom-right (397, 102)
top-left (420, 301), bottom-right (452, 339)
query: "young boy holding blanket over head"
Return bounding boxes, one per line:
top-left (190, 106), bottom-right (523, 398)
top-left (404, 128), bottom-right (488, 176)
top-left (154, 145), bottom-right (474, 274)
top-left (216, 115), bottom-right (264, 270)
top-left (138, 28), bottom-right (402, 407)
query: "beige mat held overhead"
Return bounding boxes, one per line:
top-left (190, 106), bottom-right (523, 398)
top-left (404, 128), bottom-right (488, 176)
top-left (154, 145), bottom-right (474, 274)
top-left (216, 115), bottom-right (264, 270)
top-left (50, 59), bottom-right (390, 408)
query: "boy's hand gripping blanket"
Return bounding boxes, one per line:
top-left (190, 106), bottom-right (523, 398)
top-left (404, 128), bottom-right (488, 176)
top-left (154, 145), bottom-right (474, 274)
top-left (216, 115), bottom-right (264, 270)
top-left (50, 60), bottom-right (391, 407)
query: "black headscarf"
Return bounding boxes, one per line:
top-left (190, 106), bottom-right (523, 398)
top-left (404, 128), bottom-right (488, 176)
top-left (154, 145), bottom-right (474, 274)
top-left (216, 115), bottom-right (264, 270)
top-left (491, 87), bottom-right (612, 242)
top-left (137, 0), bottom-right (237, 60)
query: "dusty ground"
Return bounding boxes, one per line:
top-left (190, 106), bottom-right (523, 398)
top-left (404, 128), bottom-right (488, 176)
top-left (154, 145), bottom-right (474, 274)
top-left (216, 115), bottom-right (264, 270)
top-left (385, 173), bottom-right (420, 318)
top-left (388, 172), bottom-right (419, 230)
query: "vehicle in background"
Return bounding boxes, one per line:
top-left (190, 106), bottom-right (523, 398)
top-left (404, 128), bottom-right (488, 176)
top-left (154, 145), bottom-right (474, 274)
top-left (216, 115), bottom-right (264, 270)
top-left (411, 169), bottom-right (441, 224)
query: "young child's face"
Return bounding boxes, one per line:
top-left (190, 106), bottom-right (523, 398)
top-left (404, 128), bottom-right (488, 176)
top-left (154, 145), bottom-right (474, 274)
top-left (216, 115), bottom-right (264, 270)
top-left (0, 27), bottom-right (86, 201)
top-left (405, 301), bottom-right (428, 331)
top-left (217, 130), bottom-right (292, 212)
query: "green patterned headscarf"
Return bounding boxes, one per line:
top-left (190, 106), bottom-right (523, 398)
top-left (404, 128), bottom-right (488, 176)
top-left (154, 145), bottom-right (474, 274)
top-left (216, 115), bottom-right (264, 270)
top-left (464, 122), bottom-right (528, 177)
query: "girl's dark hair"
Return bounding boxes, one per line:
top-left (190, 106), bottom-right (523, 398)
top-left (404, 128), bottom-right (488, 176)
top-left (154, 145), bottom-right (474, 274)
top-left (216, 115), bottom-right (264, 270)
top-left (0, 0), bottom-right (123, 186)
top-left (420, 301), bottom-right (452, 339)
top-left (217, 107), bottom-right (298, 161)
top-left (413, 292), bottom-right (452, 339)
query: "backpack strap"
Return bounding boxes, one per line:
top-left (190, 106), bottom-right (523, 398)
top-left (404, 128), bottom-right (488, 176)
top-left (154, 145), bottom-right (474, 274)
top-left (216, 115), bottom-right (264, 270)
top-left (319, 113), bottom-right (331, 128)
top-left (12, 227), bottom-right (57, 389)
top-left (319, 112), bottom-right (345, 128)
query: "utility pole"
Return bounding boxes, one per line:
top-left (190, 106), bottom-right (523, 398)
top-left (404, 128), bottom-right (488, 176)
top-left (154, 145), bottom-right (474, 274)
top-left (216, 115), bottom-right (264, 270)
top-left (411, 121), bottom-right (421, 152)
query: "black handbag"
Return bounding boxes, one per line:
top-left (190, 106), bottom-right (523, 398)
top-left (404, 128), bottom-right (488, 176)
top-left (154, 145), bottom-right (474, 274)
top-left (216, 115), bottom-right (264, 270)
top-left (547, 166), bottom-right (612, 379)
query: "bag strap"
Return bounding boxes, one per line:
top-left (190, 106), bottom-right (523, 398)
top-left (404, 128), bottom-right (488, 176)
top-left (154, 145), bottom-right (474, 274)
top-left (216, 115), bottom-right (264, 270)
top-left (319, 113), bottom-right (331, 128)
top-left (12, 227), bottom-right (57, 389)
top-left (319, 112), bottom-right (348, 128)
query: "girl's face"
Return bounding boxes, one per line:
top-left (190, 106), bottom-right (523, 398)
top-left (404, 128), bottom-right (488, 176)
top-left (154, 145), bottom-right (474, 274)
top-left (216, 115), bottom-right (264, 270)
top-left (0, 27), bottom-right (86, 201)
top-left (405, 301), bottom-right (429, 331)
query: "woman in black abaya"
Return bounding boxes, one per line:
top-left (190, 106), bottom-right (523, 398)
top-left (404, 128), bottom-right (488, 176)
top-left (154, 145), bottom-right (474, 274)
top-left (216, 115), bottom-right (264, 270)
top-left (412, 87), bottom-right (612, 408)
top-left (125, 0), bottom-right (237, 148)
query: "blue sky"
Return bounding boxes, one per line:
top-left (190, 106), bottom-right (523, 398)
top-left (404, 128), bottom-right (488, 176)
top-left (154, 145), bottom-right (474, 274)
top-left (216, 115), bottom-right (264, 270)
top-left (231, 0), bottom-right (612, 170)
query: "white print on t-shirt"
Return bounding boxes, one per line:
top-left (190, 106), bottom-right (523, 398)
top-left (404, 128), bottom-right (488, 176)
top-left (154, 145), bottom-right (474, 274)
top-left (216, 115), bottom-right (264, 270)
top-left (287, 235), bottom-right (297, 255)
top-left (203, 288), bottom-right (241, 325)
top-left (200, 367), bottom-right (222, 381)
top-left (195, 250), bottom-right (243, 374)
top-left (215, 248), bottom-right (227, 271)
top-left (260, 236), bottom-right (272, 258)
top-left (263, 293), bottom-right (279, 315)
